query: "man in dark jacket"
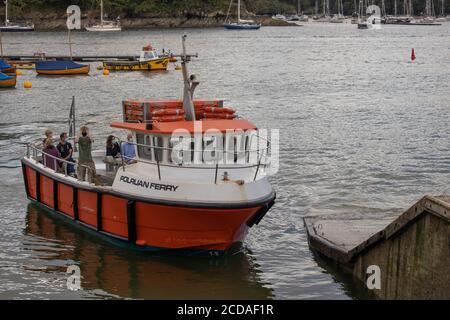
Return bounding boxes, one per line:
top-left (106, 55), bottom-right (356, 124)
top-left (57, 132), bottom-right (75, 176)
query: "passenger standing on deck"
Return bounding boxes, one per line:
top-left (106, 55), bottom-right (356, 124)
top-left (75, 126), bottom-right (96, 183)
top-left (57, 132), bottom-right (75, 176)
top-left (105, 135), bottom-right (122, 170)
top-left (106, 135), bottom-right (121, 158)
top-left (43, 138), bottom-right (61, 171)
top-left (121, 133), bottom-right (136, 164)
top-left (43, 129), bottom-right (53, 145)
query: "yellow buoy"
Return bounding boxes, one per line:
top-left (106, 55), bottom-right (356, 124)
top-left (16, 69), bottom-right (23, 76)
top-left (23, 80), bottom-right (32, 89)
top-left (174, 65), bottom-right (181, 70)
top-left (103, 69), bottom-right (110, 76)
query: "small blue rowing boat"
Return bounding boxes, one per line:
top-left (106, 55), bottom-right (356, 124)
top-left (0, 59), bottom-right (16, 74)
top-left (35, 60), bottom-right (90, 75)
top-left (0, 72), bottom-right (16, 88)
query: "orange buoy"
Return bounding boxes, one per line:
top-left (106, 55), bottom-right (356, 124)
top-left (411, 48), bottom-right (416, 61)
top-left (103, 69), bottom-right (110, 76)
top-left (23, 80), bottom-right (32, 89)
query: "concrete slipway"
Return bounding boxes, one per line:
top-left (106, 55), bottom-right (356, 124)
top-left (304, 195), bottom-right (450, 299)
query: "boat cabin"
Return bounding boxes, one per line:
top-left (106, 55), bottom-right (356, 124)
top-left (111, 99), bottom-right (262, 167)
top-left (111, 119), bottom-right (259, 166)
top-left (139, 50), bottom-right (158, 62)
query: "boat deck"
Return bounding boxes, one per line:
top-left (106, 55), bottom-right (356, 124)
top-left (35, 150), bottom-right (117, 187)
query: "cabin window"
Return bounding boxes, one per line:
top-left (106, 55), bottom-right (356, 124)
top-left (136, 131), bottom-right (257, 165)
top-left (136, 133), bottom-right (153, 161)
top-left (203, 138), bottom-right (216, 162)
top-left (143, 52), bottom-right (155, 60)
top-left (153, 136), bottom-right (164, 162)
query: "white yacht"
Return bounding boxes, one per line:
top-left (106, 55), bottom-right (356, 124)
top-left (85, 0), bottom-right (121, 32)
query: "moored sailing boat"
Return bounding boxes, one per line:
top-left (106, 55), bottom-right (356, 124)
top-left (287, 0), bottom-right (309, 22)
top-left (435, 0), bottom-right (449, 21)
top-left (85, 0), bottom-right (121, 32)
top-left (0, 0), bottom-right (34, 32)
top-left (357, 0), bottom-right (370, 28)
top-left (330, 0), bottom-right (345, 22)
top-left (21, 36), bottom-right (276, 255)
top-left (224, 0), bottom-right (261, 30)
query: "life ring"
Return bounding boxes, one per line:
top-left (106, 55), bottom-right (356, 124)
top-left (153, 115), bottom-right (184, 122)
top-left (203, 113), bottom-right (236, 120)
top-left (204, 107), bottom-right (235, 114)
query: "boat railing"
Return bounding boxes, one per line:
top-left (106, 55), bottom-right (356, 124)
top-left (25, 133), bottom-right (271, 184)
top-left (112, 134), bottom-right (271, 183)
top-left (26, 140), bottom-right (96, 183)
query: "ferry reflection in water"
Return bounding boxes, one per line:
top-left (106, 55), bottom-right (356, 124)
top-left (24, 204), bottom-right (274, 299)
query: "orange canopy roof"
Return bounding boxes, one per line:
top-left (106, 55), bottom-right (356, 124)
top-left (110, 119), bottom-right (258, 134)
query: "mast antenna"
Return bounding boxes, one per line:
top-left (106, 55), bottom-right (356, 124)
top-left (179, 35), bottom-right (199, 121)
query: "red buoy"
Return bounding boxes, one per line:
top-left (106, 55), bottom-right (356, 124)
top-left (411, 48), bottom-right (416, 61)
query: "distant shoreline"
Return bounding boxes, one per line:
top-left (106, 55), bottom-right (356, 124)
top-left (4, 15), bottom-right (296, 31)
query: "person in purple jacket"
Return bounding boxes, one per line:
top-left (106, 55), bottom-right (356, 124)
top-left (43, 138), bottom-right (61, 171)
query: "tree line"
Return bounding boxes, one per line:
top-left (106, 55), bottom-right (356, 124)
top-left (4, 0), bottom-right (448, 18)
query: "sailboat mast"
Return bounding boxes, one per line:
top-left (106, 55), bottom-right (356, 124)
top-left (67, 26), bottom-right (73, 59)
top-left (298, 0), bottom-right (301, 14)
top-left (394, 0), bottom-right (397, 16)
top-left (181, 36), bottom-right (196, 121)
top-left (100, 0), bottom-right (104, 25)
top-left (0, 31), bottom-right (3, 57)
top-left (237, 0), bottom-right (241, 22)
top-left (5, 0), bottom-right (8, 26)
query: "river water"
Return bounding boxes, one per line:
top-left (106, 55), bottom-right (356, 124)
top-left (1, 23), bottom-right (450, 299)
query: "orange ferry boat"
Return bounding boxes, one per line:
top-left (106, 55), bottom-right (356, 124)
top-left (21, 36), bottom-right (276, 255)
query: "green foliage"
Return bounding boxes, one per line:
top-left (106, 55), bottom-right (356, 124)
top-left (2, 0), bottom-right (448, 17)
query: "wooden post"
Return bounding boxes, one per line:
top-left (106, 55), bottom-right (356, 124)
top-left (68, 27), bottom-right (73, 60)
top-left (0, 31), bottom-right (3, 58)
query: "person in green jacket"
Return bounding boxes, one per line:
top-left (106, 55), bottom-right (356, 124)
top-left (75, 126), bottom-right (96, 183)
